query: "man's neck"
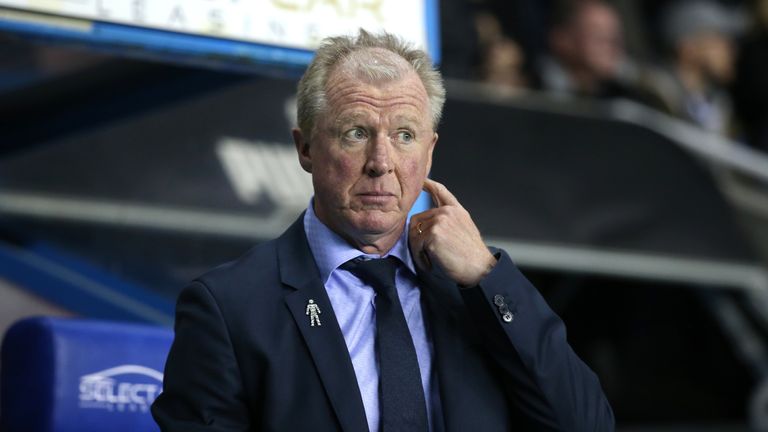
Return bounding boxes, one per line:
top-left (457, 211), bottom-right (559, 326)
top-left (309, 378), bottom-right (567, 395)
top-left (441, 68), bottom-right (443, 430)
top-left (311, 206), bottom-right (406, 256)
top-left (339, 225), bottom-right (405, 256)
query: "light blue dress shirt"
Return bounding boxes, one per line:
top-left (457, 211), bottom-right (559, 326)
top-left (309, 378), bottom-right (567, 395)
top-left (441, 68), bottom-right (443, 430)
top-left (303, 202), bottom-right (442, 432)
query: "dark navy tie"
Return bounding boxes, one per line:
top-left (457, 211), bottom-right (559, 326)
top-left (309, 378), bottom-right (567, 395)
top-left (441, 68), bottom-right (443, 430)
top-left (342, 257), bottom-right (428, 432)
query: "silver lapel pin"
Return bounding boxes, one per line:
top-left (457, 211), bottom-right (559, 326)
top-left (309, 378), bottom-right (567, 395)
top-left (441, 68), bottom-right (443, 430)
top-left (305, 299), bottom-right (322, 327)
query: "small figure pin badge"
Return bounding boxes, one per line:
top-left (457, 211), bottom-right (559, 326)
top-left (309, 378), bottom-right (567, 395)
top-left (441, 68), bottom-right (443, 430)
top-left (306, 299), bottom-right (322, 327)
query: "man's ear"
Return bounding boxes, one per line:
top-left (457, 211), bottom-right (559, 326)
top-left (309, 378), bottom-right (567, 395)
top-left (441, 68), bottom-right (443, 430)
top-left (292, 128), bottom-right (312, 173)
top-left (425, 132), bottom-right (438, 176)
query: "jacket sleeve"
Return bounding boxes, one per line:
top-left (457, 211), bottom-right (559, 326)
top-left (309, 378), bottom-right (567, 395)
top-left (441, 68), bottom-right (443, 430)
top-left (151, 281), bottom-right (252, 432)
top-left (460, 249), bottom-right (615, 432)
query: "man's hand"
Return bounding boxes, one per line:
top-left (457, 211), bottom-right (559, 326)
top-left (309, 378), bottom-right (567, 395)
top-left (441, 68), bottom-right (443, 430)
top-left (409, 179), bottom-right (497, 287)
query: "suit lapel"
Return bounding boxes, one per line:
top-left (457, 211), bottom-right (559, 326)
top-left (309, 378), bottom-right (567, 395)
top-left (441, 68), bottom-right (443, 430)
top-left (420, 271), bottom-right (467, 432)
top-left (278, 216), bottom-right (369, 432)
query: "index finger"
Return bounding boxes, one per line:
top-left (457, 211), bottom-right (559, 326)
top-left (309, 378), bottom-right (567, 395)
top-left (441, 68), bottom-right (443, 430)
top-left (423, 178), bottom-right (460, 207)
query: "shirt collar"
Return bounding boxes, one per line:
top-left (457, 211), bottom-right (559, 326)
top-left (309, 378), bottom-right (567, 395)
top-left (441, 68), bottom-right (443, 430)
top-left (304, 198), bottom-right (417, 285)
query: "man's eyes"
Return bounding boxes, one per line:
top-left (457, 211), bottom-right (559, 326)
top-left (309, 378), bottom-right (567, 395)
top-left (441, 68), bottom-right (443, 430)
top-left (343, 128), bottom-right (368, 141)
top-left (396, 131), bottom-right (414, 143)
top-left (341, 128), bottom-right (415, 143)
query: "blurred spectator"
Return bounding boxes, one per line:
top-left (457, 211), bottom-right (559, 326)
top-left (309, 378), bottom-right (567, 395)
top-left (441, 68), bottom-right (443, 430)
top-left (732, 0), bottom-right (768, 151)
top-left (476, 0), bottom-right (554, 83)
top-left (475, 9), bottom-right (506, 48)
top-left (474, 11), bottom-right (529, 94)
top-left (536, 0), bottom-right (656, 103)
top-left (646, 0), bottom-right (745, 135)
top-left (478, 37), bottom-right (529, 93)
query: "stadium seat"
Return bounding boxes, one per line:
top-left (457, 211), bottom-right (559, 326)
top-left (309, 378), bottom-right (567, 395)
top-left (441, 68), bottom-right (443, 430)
top-left (1, 316), bottom-right (172, 432)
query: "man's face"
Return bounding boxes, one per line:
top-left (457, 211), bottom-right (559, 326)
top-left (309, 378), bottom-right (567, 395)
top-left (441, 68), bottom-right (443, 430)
top-left (696, 32), bottom-right (735, 85)
top-left (294, 63), bottom-right (437, 248)
top-left (575, 3), bottom-right (623, 80)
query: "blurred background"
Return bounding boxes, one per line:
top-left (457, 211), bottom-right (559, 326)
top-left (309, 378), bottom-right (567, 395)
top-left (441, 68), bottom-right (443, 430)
top-left (1, 0), bottom-right (768, 430)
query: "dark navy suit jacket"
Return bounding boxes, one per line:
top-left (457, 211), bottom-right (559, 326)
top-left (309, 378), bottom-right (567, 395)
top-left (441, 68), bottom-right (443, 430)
top-left (152, 215), bottom-right (614, 431)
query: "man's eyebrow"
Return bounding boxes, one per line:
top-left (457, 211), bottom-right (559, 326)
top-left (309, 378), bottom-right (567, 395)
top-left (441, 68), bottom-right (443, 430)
top-left (332, 112), bottom-right (424, 128)
top-left (335, 111), bottom-right (370, 125)
top-left (392, 114), bottom-right (422, 126)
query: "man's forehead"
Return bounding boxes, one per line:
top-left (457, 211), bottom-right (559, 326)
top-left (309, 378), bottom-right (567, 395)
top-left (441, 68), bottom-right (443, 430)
top-left (325, 75), bottom-right (429, 117)
top-left (334, 109), bottom-right (425, 124)
top-left (317, 49), bottom-right (431, 129)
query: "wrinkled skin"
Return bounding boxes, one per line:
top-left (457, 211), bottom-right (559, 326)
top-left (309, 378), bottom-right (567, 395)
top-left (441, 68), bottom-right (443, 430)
top-left (293, 60), bottom-right (436, 254)
top-left (293, 53), bottom-right (496, 285)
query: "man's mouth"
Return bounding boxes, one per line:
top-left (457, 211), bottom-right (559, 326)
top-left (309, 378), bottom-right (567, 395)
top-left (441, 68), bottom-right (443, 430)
top-left (357, 192), bottom-right (396, 205)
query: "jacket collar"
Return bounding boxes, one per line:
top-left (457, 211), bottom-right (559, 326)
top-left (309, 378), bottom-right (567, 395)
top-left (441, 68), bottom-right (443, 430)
top-left (278, 214), bottom-right (369, 432)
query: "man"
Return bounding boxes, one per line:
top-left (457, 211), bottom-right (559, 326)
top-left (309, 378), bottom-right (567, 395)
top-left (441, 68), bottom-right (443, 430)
top-left (538, 0), bottom-right (659, 108)
top-left (539, 0), bottom-right (625, 96)
top-left (152, 30), bottom-right (614, 431)
top-left (647, 0), bottom-right (744, 135)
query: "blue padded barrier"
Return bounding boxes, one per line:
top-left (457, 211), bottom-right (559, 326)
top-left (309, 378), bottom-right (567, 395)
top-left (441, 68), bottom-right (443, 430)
top-left (0, 241), bottom-right (174, 325)
top-left (1, 317), bottom-right (172, 432)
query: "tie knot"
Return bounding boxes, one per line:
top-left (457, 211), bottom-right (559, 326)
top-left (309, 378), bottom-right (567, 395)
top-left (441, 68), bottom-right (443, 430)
top-left (341, 256), bottom-right (399, 295)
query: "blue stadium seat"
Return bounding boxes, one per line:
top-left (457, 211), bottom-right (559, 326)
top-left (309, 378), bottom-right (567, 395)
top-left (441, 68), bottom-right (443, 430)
top-left (1, 316), bottom-right (172, 432)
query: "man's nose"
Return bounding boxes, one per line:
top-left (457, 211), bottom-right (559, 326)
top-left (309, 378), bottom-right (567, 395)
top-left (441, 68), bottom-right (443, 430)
top-left (364, 133), bottom-right (393, 177)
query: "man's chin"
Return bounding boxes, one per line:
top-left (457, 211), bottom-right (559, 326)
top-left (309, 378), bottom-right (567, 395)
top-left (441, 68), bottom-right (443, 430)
top-left (347, 210), bottom-right (405, 236)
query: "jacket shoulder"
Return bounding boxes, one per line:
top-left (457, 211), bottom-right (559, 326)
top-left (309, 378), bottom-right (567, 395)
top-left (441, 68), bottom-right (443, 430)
top-left (194, 238), bottom-right (282, 302)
